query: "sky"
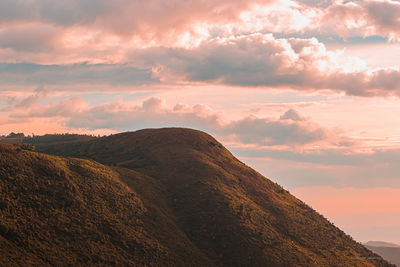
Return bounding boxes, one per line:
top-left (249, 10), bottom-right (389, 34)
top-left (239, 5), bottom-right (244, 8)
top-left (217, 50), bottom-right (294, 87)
top-left (1, 0), bottom-right (400, 244)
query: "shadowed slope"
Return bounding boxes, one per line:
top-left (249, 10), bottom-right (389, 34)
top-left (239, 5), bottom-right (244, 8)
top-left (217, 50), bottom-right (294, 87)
top-left (31, 128), bottom-right (393, 266)
top-left (0, 142), bottom-right (214, 266)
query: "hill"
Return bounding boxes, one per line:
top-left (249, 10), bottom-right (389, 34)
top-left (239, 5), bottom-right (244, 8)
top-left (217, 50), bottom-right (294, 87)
top-left (23, 133), bottom-right (96, 146)
top-left (1, 128), bottom-right (394, 266)
top-left (365, 241), bottom-right (400, 248)
top-left (0, 142), bottom-right (214, 266)
top-left (365, 242), bottom-right (400, 266)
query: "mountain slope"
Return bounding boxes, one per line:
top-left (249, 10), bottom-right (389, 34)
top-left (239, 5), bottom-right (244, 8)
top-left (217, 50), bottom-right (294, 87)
top-left (24, 127), bottom-right (392, 266)
top-left (365, 243), bottom-right (400, 266)
top-left (0, 142), bottom-right (213, 266)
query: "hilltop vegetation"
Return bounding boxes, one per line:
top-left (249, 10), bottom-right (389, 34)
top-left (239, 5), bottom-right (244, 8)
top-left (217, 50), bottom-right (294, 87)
top-left (23, 133), bottom-right (97, 146)
top-left (0, 128), bottom-right (394, 266)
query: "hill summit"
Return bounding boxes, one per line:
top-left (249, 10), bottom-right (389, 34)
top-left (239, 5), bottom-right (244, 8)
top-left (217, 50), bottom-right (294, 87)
top-left (1, 128), bottom-right (393, 266)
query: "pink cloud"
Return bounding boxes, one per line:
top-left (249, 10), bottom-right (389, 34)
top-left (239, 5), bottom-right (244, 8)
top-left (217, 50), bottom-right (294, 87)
top-left (0, 0), bottom-right (275, 40)
top-left (2, 0), bottom-right (400, 65)
top-left (12, 96), bottom-right (87, 118)
top-left (279, 108), bottom-right (308, 121)
top-left (224, 116), bottom-right (326, 146)
top-left (5, 93), bottom-right (355, 149)
top-left (1, 0), bottom-right (397, 43)
top-left (321, 0), bottom-right (400, 40)
top-left (129, 34), bottom-right (400, 96)
top-left (0, 23), bottom-right (60, 52)
top-left (1, 2), bottom-right (400, 97)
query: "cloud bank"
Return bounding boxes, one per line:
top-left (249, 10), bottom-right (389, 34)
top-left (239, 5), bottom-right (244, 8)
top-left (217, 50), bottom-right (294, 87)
top-left (131, 34), bottom-right (400, 96)
top-left (2, 34), bottom-right (400, 97)
top-left (0, 1), bottom-right (400, 97)
top-left (5, 94), bottom-right (337, 147)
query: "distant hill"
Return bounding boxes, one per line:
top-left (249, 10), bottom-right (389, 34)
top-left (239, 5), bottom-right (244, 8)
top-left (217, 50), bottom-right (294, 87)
top-left (365, 241), bottom-right (400, 266)
top-left (23, 133), bottom-right (96, 146)
top-left (365, 241), bottom-right (400, 248)
top-left (0, 128), bottom-right (394, 266)
top-left (0, 132), bottom-right (25, 144)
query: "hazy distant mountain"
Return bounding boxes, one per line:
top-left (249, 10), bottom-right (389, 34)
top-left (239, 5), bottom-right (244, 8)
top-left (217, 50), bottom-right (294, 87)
top-left (365, 241), bottom-right (400, 248)
top-left (365, 241), bottom-right (400, 266)
top-left (1, 128), bottom-right (394, 266)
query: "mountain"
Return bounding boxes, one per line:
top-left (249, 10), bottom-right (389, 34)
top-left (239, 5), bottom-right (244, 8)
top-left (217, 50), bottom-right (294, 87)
top-left (0, 141), bottom-right (212, 266)
top-left (1, 128), bottom-right (394, 266)
top-left (365, 241), bottom-right (400, 248)
top-left (365, 242), bottom-right (400, 266)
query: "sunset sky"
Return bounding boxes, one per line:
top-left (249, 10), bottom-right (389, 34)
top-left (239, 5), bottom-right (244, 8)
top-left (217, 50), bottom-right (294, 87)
top-left (1, 0), bottom-right (400, 243)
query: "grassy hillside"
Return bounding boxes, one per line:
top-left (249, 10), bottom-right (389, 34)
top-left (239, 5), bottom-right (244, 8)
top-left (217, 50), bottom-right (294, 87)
top-left (0, 142), bottom-right (213, 266)
top-left (23, 133), bottom-right (96, 146)
top-left (20, 127), bottom-right (392, 266)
